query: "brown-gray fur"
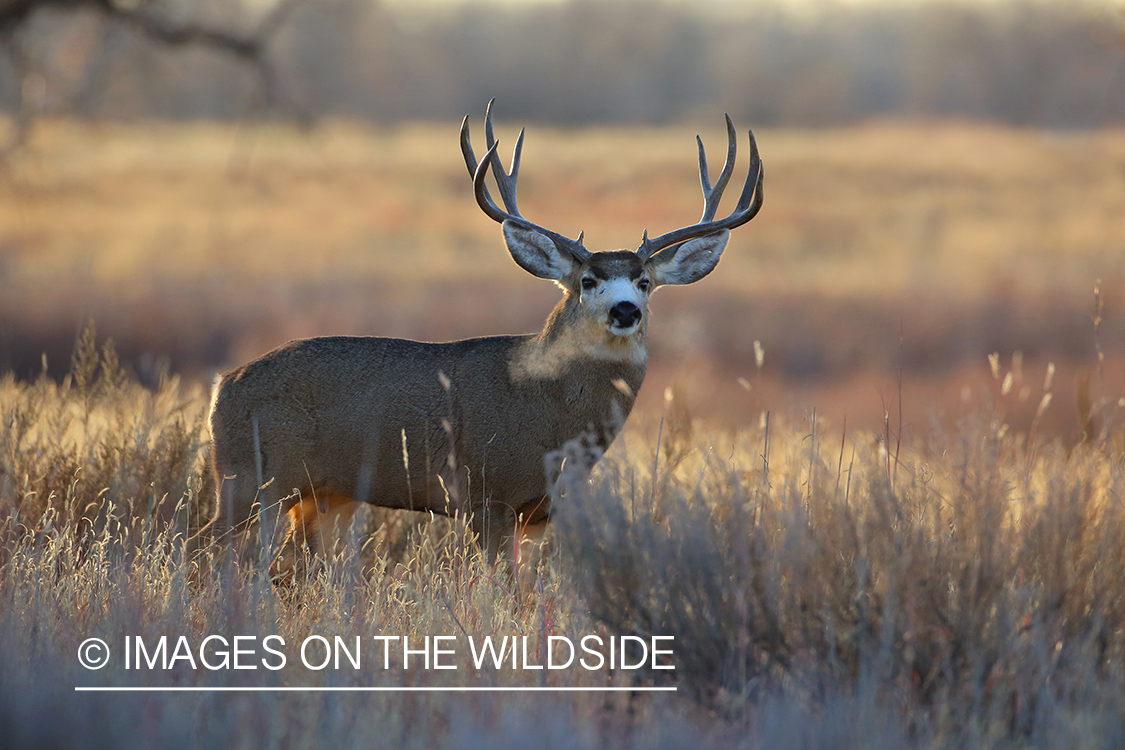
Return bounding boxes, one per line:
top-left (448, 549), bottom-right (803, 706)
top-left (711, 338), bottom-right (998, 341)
top-left (194, 104), bottom-right (762, 578)
top-left (206, 290), bottom-right (645, 565)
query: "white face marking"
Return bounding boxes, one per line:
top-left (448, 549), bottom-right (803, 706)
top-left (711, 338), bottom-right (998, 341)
top-left (508, 262), bottom-right (652, 382)
top-left (584, 277), bottom-right (648, 336)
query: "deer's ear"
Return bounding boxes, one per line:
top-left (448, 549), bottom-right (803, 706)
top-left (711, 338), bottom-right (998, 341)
top-left (648, 230), bottom-right (729, 286)
top-left (503, 221), bottom-right (574, 280)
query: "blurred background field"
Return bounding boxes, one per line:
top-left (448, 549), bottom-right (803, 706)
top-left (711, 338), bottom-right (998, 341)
top-left (0, 0), bottom-right (1123, 442)
top-left (0, 117), bottom-right (1122, 439)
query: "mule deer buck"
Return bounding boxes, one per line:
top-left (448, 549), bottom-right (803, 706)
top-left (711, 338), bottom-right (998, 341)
top-left (196, 101), bottom-right (763, 579)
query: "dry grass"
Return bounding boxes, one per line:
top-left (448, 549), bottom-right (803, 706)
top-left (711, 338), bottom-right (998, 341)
top-left (1, 118), bottom-right (1124, 744)
top-left (2, 329), bottom-right (1125, 748)
top-left (0, 118), bottom-right (1122, 436)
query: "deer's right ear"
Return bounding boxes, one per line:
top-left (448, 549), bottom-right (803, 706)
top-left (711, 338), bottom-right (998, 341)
top-left (503, 221), bottom-right (575, 280)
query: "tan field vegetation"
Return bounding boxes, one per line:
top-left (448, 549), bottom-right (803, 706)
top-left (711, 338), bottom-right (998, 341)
top-left (0, 114), bottom-right (1123, 747)
top-left (1, 326), bottom-right (1124, 748)
top-left (0, 117), bottom-right (1122, 441)
top-left (1, 2), bottom-right (1122, 746)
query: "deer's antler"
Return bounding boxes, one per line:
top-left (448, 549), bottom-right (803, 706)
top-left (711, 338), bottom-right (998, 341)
top-left (637, 115), bottom-right (763, 261)
top-left (460, 100), bottom-right (590, 262)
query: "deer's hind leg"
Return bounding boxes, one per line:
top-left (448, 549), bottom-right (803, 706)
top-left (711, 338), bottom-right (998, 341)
top-left (270, 491), bottom-right (362, 583)
top-left (189, 465), bottom-right (284, 569)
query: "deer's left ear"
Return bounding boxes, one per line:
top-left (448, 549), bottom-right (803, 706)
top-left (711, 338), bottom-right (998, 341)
top-left (648, 230), bottom-right (729, 286)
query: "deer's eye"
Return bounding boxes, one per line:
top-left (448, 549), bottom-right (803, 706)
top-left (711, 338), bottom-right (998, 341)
top-left (638, 279), bottom-right (651, 292)
top-left (581, 277), bottom-right (597, 291)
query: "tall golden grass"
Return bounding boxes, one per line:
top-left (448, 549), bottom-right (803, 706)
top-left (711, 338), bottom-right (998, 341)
top-left (2, 326), bottom-right (1124, 748)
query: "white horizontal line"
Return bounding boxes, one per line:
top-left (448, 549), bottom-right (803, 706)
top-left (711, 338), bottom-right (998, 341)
top-left (75, 686), bottom-right (676, 693)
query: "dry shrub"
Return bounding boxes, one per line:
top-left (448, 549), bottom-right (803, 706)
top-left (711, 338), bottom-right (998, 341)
top-left (556, 415), bottom-right (1125, 745)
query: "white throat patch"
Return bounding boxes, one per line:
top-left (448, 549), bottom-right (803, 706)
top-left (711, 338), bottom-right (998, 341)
top-left (509, 274), bottom-right (651, 381)
top-left (509, 314), bottom-right (647, 382)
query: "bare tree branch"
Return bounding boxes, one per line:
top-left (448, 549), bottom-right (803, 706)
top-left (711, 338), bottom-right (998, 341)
top-left (108, 0), bottom-right (304, 111)
top-left (0, 0), bottom-right (305, 153)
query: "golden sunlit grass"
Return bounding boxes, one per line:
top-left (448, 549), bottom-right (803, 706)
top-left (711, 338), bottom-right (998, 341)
top-left (2, 329), bottom-right (1124, 748)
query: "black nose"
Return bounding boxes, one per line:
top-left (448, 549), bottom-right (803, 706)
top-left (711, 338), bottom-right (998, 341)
top-left (609, 301), bottom-right (642, 328)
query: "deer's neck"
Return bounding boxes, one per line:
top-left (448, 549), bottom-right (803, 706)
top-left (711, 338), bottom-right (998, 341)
top-left (508, 293), bottom-right (648, 384)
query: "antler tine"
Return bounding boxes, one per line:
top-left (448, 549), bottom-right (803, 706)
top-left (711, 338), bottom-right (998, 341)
top-left (484, 97), bottom-right (498, 145)
top-left (464, 102), bottom-right (590, 261)
top-left (480, 100), bottom-right (523, 216)
top-left (697, 114), bottom-right (738, 223)
top-left (733, 125), bottom-right (764, 215)
top-left (471, 142), bottom-right (509, 224)
top-left (458, 101), bottom-right (509, 216)
top-left (461, 115), bottom-right (502, 218)
top-left (638, 121), bottom-right (764, 261)
top-left (509, 128), bottom-right (524, 187)
top-left (459, 115), bottom-right (475, 171)
top-left (482, 101), bottom-right (507, 203)
top-left (460, 114), bottom-right (490, 193)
